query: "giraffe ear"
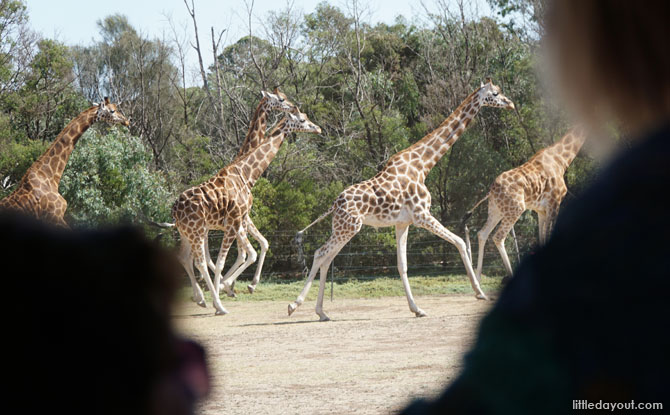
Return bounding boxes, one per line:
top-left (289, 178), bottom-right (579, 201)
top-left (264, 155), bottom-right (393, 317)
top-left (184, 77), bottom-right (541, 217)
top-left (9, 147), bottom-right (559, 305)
top-left (104, 97), bottom-right (110, 105)
top-left (273, 86), bottom-right (280, 94)
top-left (480, 82), bottom-right (485, 88)
top-left (486, 77), bottom-right (492, 84)
top-left (261, 91), bottom-right (269, 98)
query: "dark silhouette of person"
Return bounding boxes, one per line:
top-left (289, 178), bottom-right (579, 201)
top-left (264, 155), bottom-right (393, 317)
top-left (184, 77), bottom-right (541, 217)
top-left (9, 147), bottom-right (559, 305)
top-left (1, 212), bottom-right (209, 415)
top-left (401, 1), bottom-right (670, 413)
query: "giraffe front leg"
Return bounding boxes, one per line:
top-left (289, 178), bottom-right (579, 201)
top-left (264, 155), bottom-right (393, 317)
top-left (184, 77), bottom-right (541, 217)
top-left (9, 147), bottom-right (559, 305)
top-left (205, 231), bottom-right (215, 274)
top-left (492, 211), bottom-right (523, 278)
top-left (221, 231), bottom-right (258, 294)
top-left (396, 223), bottom-right (426, 317)
top-left (219, 234), bottom-right (247, 297)
top-left (212, 230), bottom-right (236, 305)
top-left (178, 240), bottom-right (206, 307)
top-left (193, 239), bottom-right (228, 315)
top-left (415, 213), bottom-right (489, 300)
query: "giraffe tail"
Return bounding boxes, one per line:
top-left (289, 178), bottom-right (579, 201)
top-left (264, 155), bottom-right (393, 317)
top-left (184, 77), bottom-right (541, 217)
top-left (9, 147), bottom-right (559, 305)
top-left (460, 194), bottom-right (489, 231)
top-left (297, 205), bottom-right (336, 236)
top-left (138, 211), bottom-right (176, 229)
top-left (294, 205), bottom-right (336, 273)
top-left (150, 221), bottom-right (176, 228)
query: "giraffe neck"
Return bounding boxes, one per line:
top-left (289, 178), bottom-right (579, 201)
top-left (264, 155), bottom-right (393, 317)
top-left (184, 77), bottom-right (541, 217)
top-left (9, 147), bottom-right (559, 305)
top-left (546, 129), bottom-right (586, 171)
top-left (229, 118), bottom-right (291, 188)
top-left (32, 106), bottom-right (98, 186)
top-left (407, 89), bottom-right (482, 177)
top-left (236, 98), bottom-right (271, 158)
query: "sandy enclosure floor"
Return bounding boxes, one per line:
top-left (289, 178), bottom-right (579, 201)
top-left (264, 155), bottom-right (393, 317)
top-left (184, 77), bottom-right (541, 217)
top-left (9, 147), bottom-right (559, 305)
top-left (175, 295), bottom-right (493, 415)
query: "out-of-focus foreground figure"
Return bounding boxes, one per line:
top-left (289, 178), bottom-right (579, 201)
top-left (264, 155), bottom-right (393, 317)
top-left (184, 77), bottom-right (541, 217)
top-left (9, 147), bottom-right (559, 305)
top-left (1, 212), bottom-right (209, 415)
top-left (401, 1), bottom-right (670, 414)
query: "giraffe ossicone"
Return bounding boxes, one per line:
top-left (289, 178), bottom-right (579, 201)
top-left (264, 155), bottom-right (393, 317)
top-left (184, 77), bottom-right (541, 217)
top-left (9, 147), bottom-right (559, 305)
top-left (289, 80), bottom-right (514, 321)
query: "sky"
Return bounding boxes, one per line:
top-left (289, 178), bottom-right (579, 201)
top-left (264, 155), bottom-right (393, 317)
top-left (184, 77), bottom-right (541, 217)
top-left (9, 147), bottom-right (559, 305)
top-left (25, 0), bottom-right (492, 81)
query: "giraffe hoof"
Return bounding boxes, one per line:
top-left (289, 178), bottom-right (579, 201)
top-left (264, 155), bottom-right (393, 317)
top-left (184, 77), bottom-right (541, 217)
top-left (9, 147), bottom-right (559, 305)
top-left (222, 282), bottom-right (236, 297)
top-left (318, 314), bottom-right (331, 322)
top-left (288, 303), bottom-right (297, 316)
top-left (476, 293), bottom-right (490, 301)
top-left (215, 308), bottom-right (229, 316)
top-left (247, 285), bottom-right (255, 294)
top-left (415, 309), bottom-right (427, 317)
top-left (197, 299), bottom-right (207, 308)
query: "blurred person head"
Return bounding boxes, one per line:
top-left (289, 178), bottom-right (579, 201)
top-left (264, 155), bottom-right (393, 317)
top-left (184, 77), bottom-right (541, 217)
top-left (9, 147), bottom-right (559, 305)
top-left (0, 212), bottom-right (209, 415)
top-left (545, 0), bottom-right (670, 136)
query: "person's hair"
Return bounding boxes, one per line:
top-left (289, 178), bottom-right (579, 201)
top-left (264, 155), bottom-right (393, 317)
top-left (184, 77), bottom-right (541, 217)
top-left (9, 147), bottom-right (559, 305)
top-left (0, 212), bottom-right (198, 414)
top-left (545, 0), bottom-right (670, 132)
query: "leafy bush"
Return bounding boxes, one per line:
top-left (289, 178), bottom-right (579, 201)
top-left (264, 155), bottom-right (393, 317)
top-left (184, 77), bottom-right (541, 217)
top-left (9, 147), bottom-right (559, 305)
top-left (60, 129), bottom-right (172, 226)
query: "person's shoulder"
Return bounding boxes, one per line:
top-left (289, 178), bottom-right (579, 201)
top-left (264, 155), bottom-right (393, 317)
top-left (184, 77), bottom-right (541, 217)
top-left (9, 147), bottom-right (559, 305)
top-left (556, 123), bottom-right (670, 231)
top-left (606, 122), bottom-right (670, 181)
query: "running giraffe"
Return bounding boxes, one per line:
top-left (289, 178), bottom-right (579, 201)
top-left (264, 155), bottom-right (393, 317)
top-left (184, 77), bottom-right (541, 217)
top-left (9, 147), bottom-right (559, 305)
top-left (289, 80), bottom-right (514, 321)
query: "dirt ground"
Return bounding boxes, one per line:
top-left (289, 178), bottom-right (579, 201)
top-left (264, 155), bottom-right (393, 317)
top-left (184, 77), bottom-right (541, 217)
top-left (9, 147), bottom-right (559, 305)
top-left (175, 295), bottom-right (493, 415)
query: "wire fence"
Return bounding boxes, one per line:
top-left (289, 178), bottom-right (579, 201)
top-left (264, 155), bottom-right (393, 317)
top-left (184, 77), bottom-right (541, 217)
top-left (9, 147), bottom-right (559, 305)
top-left (181, 219), bottom-right (539, 285)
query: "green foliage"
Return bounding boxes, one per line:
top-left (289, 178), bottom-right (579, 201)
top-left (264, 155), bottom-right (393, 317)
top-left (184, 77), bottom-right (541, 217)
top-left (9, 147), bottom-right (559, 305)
top-left (60, 129), bottom-right (172, 225)
top-left (181, 274), bottom-right (502, 303)
top-left (167, 132), bottom-right (218, 186)
top-left (0, 1), bottom-right (599, 279)
top-left (0, 125), bottom-right (47, 198)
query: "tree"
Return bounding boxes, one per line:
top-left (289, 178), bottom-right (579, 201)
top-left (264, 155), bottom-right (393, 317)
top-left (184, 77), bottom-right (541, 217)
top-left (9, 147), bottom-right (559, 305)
top-left (60, 128), bottom-right (172, 225)
top-left (72, 14), bottom-right (180, 169)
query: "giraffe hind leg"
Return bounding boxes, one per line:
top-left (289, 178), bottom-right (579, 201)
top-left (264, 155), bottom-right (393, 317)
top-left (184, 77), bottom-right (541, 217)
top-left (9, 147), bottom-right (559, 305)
top-left (246, 218), bottom-right (268, 294)
top-left (415, 212), bottom-right (489, 300)
top-left (476, 206), bottom-right (503, 281)
top-left (492, 210), bottom-right (523, 278)
top-left (289, 213), bottom-right (361, 319)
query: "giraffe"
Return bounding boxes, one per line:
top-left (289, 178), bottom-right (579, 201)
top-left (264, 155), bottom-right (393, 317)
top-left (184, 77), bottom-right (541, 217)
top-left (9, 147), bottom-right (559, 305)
top-left (202, 88), bottom-right (299, 298)
top-left (288, 80), bottom-right (515, 321)
top-left (462, 127), bottom-right (586, 279)
top-left (0, 98), bottom-right (129, 226)
top-left (172, 110), bottom-right (321, 315)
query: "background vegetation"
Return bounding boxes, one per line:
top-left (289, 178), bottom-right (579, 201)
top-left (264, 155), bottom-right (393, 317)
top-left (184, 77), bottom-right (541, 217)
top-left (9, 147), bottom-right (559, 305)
top-left (0, 0), bottom-right (596, 281)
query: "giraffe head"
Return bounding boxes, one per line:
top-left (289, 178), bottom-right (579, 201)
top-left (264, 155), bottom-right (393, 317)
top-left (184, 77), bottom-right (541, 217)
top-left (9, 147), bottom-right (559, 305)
top-left (284, 111), bottom-right (322, 134)
top-left (94, 97), bottom-right (130, 127)
top-left (261, 87), bottom-right (298, 113)
top-left (479, 79), bottom-right (515, 110)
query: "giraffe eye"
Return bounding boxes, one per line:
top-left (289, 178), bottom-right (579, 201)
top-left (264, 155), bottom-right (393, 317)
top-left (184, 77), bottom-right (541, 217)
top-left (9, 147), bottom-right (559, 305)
top-left (493, 92), bottom-right (499, 97)
top-left (279, 98), bottom-right (285, 102)
top-left (110, 110), bottom-right (115, 113)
